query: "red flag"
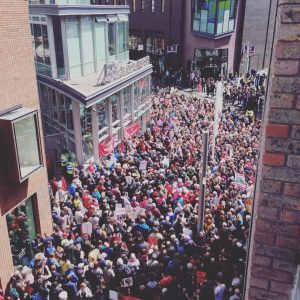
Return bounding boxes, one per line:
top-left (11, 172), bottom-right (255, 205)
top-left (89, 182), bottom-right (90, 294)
top-left (124, 123), bottom-right (140, 139)
top-left (88, 163), bottom-right (95, 173)
top-left (118, 140), bottom-right (125, 153)
top-left (61, 176), bottom-right (67, 190)
top-left (98, 136), bottom-right (115, 158)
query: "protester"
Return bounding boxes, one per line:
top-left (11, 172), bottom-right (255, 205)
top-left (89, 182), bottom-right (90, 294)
top-left (7, 86), bottom-right (260, 300)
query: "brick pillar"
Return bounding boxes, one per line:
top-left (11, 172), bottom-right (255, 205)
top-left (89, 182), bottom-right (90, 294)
top-left (245, 1), bottom-right (300, 299)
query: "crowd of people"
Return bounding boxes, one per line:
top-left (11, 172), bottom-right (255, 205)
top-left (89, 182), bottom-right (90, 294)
top-left (6, 85), bottom-right (261, 300)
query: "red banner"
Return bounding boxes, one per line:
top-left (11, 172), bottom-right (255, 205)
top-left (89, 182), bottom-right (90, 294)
top-left (124, 123), bottom-right (140, 139)
top-left (98, 137), bottom-right (115, 158)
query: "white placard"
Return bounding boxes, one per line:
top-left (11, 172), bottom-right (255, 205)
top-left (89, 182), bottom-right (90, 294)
top-left (139, 160), bottom-right (147, 171)
top-left (109, 290), bottom-right (118, 300)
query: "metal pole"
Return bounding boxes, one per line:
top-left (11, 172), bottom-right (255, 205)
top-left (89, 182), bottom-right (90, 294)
top-left (197, 131), bottom-right (209, 234)
top-left (262, 0), bottom-right (272, 70)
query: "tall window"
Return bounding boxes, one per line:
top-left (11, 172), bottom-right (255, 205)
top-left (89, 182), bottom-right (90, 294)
top-left (132, 0), bottom-right (136, 12)
top-left (141, 0), bottom-right (145, 12)
top-left (31, 23), bottom-right (52, 77)
top-left (192, 0), bottom-right (237, 35)
top-left (108, 22), bottom-right (116, 56)
top-left (6, 197), bottom-right (36, 266)
top-left (161, 0), bottom-right (165, 12)
top-left (151, 0), bottom-right (155, 12)
top-left (118, 21), bottom-right (129, 59)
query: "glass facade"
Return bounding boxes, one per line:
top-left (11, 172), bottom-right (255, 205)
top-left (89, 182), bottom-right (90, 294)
top-left (6, 197), bottom-right (36, 266)
top-left (38, 83), bottom-right (75, 153)
top-left (64, 15), bottom-right (129, 78)
top-left (146, 37), bottom-right (165, 55)
top-left (192, 0), bottom-right (237, 35)
top-left (14, 114), bottom-right (42, 180)
top-left (80, 105), bottom-right (93, 161)
top-left (30, 23), bottom-right (52, 77)
top-left (97, 101), bottom-right (109, 139)
top-left (118, 21), bottom-right (129, 60)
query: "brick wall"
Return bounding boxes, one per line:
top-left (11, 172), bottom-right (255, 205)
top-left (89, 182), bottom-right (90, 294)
top-left (245, 1), bottom-right (300, 299)
top-left (0, 0), bottom-right (52, 289)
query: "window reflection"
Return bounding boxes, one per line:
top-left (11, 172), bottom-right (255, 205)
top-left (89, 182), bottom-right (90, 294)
top-left (80, 105), bottom-right (93, 161)
top-left (6, 197), bottom-right (36, 267)
top-left (14, 115), bottom-right (42, 179)
top-left (30, 23), bottom-right (52, 77)
top-left (108, 23), bottom-right (116, 56)
top-left (192, 0), bottom-right (237, 35)
top-left (111, 94), bottom-right (119, 123)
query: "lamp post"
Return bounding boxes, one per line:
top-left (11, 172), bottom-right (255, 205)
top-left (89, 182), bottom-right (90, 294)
top-left (197, 131), bottom-right (209, 233)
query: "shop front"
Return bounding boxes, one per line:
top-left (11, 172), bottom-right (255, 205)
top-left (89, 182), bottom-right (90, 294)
top-left (194, 48), bottom-right (228, 78)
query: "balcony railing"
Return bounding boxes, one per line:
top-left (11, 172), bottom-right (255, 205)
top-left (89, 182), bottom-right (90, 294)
top-left (99, 56), bottom-right (150, 85)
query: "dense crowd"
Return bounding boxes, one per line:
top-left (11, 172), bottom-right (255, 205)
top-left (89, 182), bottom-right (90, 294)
top-left (6, 86), bottom-right (261, 300)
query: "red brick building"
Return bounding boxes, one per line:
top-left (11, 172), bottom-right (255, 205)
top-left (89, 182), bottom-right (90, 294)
top-left (245, 0), bottom-right (300, 299)
top-left (0, 0), bottom-right (52, 289)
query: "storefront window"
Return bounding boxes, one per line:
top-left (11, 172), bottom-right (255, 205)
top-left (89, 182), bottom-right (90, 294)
top-left (111, 93), bottom-right (119, 123)
top-left (80, 105), bottom-right (93, 161)
top-left (122, 87), bottom-right (130, 116)
top-left (6, 197), bottom-right (36, 266)
top-left (146, 37), bottom-right (165, 55)
top-left (134, 81), bottom-right (140, 113)
top-left (194, 48), bottom-right (228, 78)
top-left (97, 101), bottom-right (108, 132)
top-left (192, 0), bottom-right (237, 35)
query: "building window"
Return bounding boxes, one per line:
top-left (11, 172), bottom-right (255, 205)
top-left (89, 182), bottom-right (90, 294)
top-left (146, 36), bottom-right (165, 55)
top-left (6, 197), bottom-right (37, 267)
top-left (81, 16), bottom-right (95, 75)
top-left (97, 101), bottom-right (109, 139)
top-left (118, 21), bottom-right (129, 59)
top-left (161, 0), bottom-right (165, 12)
top-left (14, 114), bottom-right (42, 180)
top-left (129, 35), bottom-right (142, 50)
top-left (132, 0), bottom-right (136, 12)
top-left (80, 105), bottom-right (93, 161)
top-left (192, 0), bottom-right (237, 35)
top-left (30, 23), bottom-right (52, 77)
top-left (141, 0), bottom-right (145, 12)
top-left (108, 22), bottom-right (116, 57)
top-left (66, 16), bottom-right (82, 78)
top-left (151, 0), bottom-right (155, 12)
top-left (194, 48), bottom-right (228, 77)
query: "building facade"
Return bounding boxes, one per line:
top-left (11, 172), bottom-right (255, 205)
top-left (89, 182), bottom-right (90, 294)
top-left (245, 1), bottom-right (300, 299)
top-left (127, 0), bottom-right (185, 75)
top-left (28, 3), bottom-right (152, 167)
top-left (126, 0), bottom-right (244, 78)
top-left (183, 0), bottom-right (245, 78)
top-left (239, 0), bottom-right (276, 74)
top-left (0, 0), bottom-right (52, 289)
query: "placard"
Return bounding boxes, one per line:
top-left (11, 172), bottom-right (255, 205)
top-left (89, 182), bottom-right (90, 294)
top-left (81, 222), bottom-right (92, 235)
top-left (109, 290), bottom-right (118, 300)
top-left (139, 160), bottom-right (147, 171)
top-left (120, 277), bottom-right (133, 288)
